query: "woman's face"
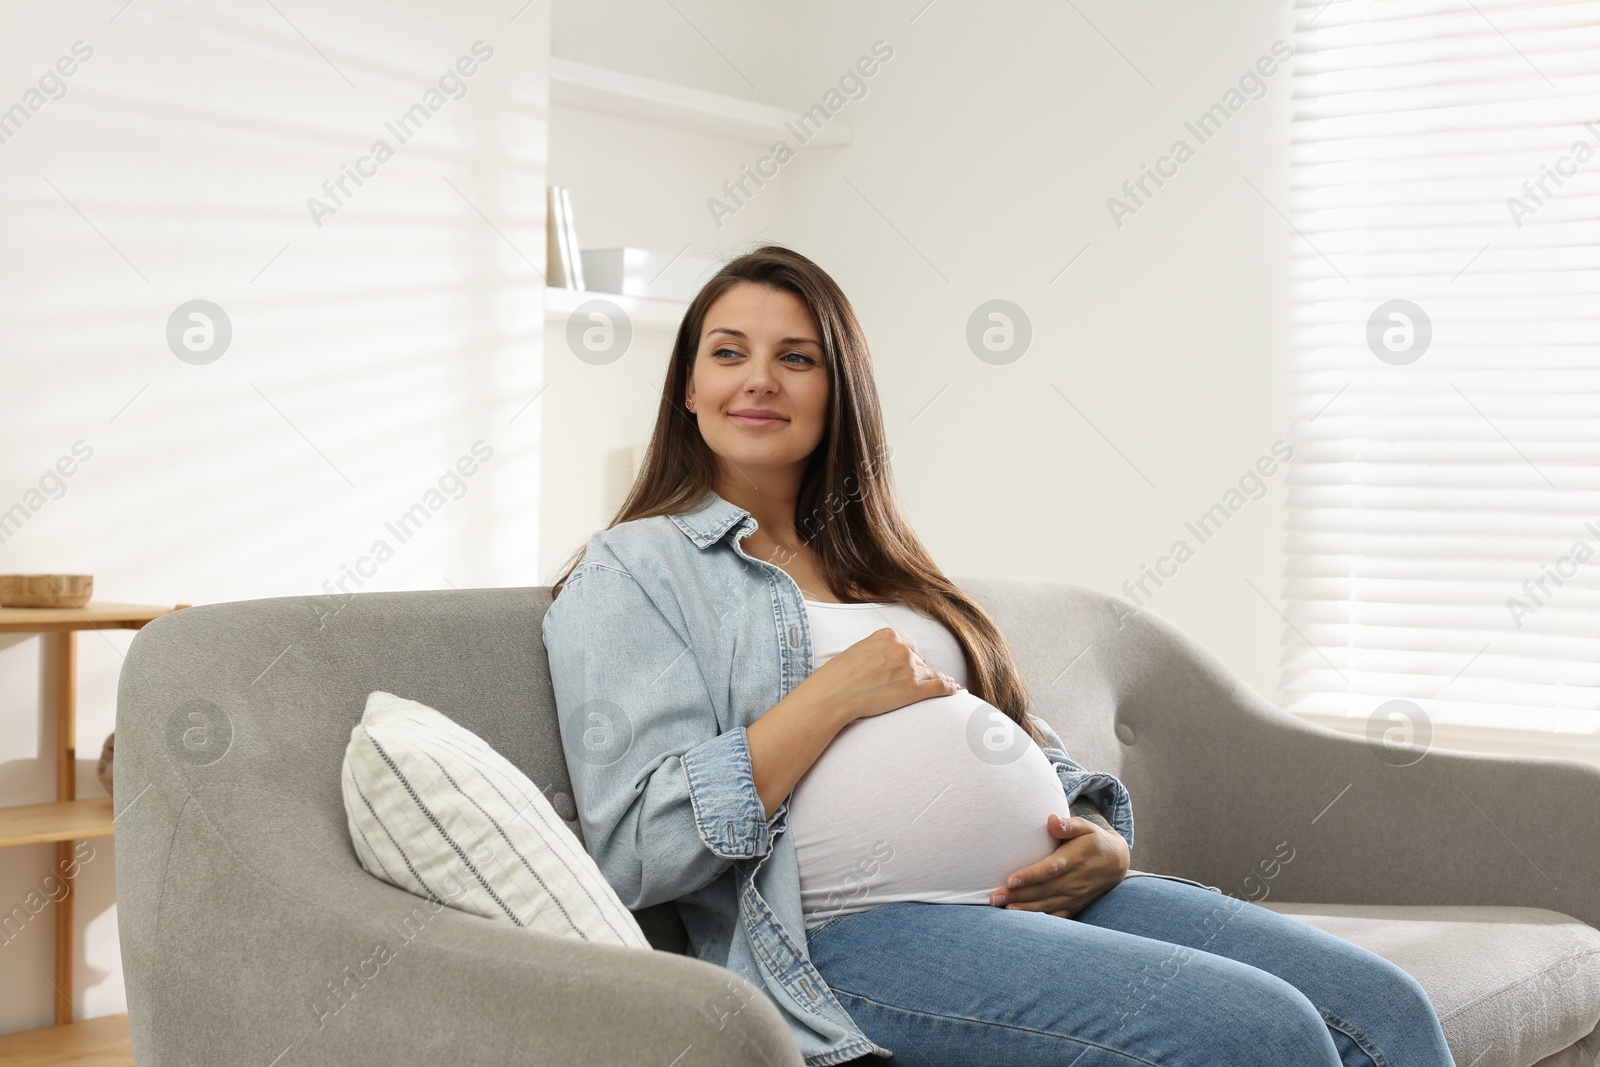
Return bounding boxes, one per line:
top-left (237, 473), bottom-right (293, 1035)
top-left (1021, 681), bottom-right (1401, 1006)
top-left (686, 282), bottom-right (829, 480)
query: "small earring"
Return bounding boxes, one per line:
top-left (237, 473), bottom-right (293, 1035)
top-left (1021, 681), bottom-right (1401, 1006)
top-left (686, 399), bottom-right (694, 410)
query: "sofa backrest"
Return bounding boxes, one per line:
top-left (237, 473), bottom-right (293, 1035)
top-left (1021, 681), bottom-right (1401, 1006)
top-left (116, 577), bottom-right (1152, 956)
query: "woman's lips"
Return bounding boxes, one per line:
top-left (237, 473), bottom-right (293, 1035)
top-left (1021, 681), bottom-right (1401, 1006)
top-left (728, 413), bottom-right (788, 428)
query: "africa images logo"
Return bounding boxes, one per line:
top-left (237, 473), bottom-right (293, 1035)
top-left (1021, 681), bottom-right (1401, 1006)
top-left (305, 41), bottom-right (494, 228)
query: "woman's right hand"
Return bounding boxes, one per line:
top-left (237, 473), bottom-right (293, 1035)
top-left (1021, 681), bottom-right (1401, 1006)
top-left (804, 626), bottom-right (962, 726)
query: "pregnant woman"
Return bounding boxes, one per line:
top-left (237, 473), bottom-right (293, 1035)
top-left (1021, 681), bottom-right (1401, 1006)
top-left (540, 245), bottom-right (1457, 1067)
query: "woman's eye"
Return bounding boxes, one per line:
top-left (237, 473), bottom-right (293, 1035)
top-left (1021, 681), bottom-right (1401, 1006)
top-left (710, 347), bottom-right (815, 365)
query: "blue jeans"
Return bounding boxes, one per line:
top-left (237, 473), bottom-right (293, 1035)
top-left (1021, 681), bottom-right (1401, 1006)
top-left (806, 875), bottom-right (1457, 1066)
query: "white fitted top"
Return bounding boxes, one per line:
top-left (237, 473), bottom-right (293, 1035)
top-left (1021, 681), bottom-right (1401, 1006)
top-left (789, 599), bottom-right (1073, 932)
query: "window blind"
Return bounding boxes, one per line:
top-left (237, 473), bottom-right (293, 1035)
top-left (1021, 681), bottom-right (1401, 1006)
top-left (1284, 0), bottom-right (1600, 736)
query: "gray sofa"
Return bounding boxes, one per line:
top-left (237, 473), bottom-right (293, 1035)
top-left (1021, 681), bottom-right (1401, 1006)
top-left (114, 579), bottom-right (1600, 1066)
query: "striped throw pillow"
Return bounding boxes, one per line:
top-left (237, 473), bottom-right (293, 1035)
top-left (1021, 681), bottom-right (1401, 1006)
top-left (341, 690), bottom-right (651, 950)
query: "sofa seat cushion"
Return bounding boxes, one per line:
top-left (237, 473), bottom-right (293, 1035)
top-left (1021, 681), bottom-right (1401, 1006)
top-left (1259, 902), bottom-right (1600, 1067)
top-left (341, 690), bottom-right (652, 950)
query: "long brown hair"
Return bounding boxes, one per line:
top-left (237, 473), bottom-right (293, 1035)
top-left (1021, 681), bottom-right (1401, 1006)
top-left (548, 244), bottom-right (1043, 746)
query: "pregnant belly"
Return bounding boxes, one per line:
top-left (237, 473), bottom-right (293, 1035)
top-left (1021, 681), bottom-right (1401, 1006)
top-left (788, 688), bottom-right (1072, 928)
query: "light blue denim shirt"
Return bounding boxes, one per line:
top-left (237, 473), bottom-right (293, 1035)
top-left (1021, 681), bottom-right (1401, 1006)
top-left (541, 488), bottom-right (1139, 1065)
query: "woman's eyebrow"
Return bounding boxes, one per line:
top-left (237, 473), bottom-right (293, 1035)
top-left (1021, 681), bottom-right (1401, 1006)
top-left (705, 326), bottom-right (821, 347)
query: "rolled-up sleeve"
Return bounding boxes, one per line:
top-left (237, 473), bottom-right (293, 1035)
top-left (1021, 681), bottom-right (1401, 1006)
top-left (1027, 712), bottom-right (1136, 851)
top-left (541, 560), bottom-right (775, 911)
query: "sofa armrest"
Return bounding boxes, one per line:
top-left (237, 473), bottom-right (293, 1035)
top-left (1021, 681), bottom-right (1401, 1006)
top-left (112, 590), bottom-right (805, 1067)
top-left (1111, 603), bottom-right (1600, 929)
top-left (117, 783), bottom-right (803, 1067)
top-left (303, 877), bottom-right (805, 1067)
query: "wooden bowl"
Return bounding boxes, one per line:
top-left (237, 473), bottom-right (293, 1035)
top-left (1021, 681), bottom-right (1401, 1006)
top-left (0, 574), bottom-right (93, 608)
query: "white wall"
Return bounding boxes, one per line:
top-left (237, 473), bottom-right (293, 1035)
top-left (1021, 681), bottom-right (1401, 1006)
top-left (0, 0), bottom-right (549, 1031)
top-left (780, 0), bottom-right (1295, 699)
top-left (541, 106), bottom-right (791, 577)
top-left (539, 3), bottom-right (793, 577)
top-left (541, 0), bottom-right (1295, 704)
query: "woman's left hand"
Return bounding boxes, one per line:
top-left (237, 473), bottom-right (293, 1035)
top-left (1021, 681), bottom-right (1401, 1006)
top-left (990, 813), bottom-right (1130, 919)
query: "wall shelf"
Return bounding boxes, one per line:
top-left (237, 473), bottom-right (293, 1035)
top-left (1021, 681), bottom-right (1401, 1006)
top-left (550, 57), bottom-right (851, 147)
top-left (543, 285), bottom-right (688, 332)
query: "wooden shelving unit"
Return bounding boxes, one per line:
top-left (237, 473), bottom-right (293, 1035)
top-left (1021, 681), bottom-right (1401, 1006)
top-left (0, 797), bottom-right (117, 848)
top-left (0, 601), bottom-right (188, 1060)
top-left (0, 1012), bottom-right (133, 1065)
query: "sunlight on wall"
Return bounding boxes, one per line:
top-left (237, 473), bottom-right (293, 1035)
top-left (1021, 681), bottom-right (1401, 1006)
top-left (0, 0), bottom-right (550, 1029)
